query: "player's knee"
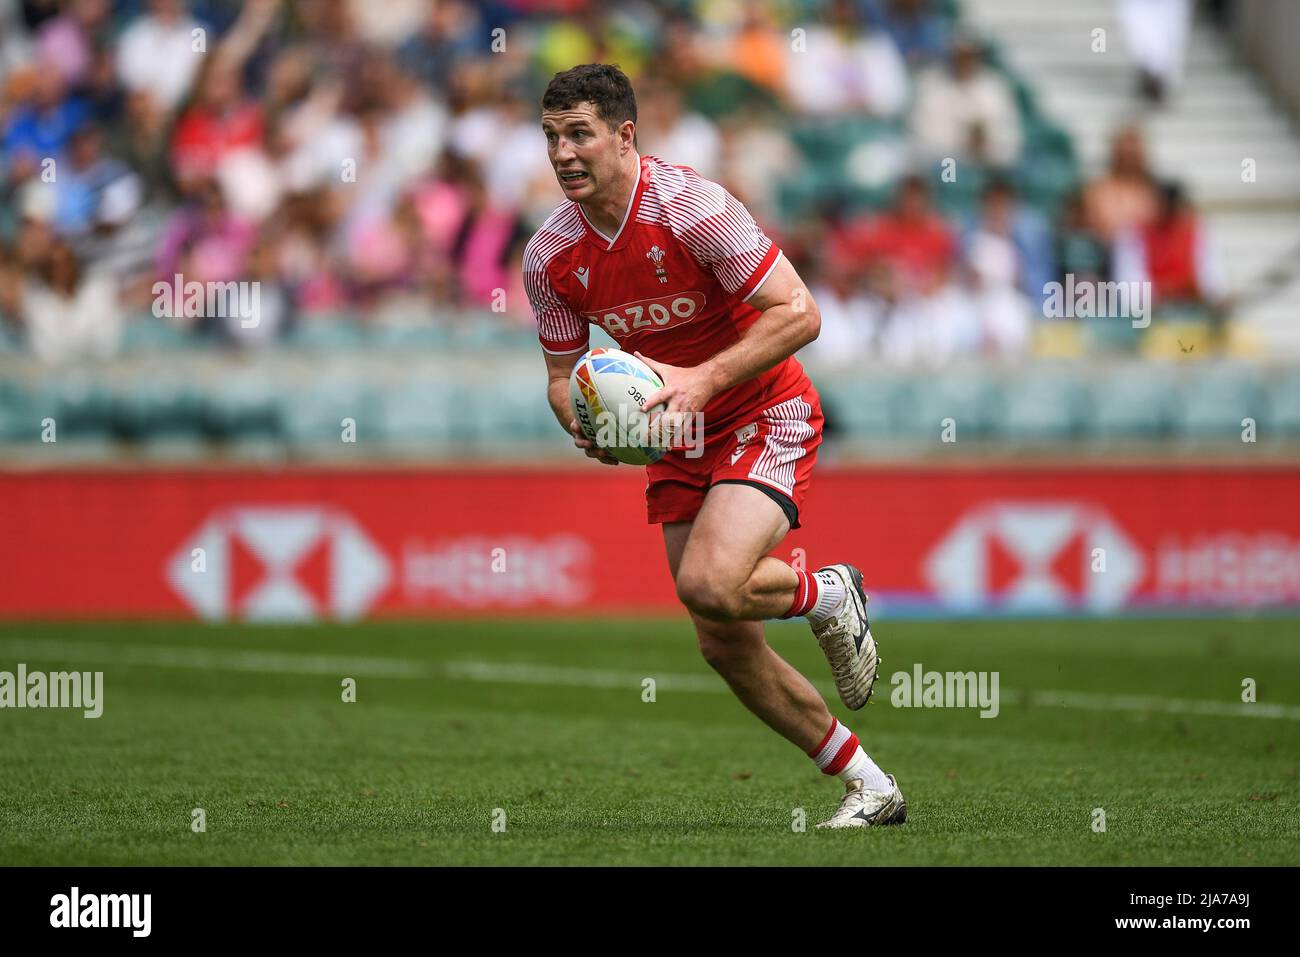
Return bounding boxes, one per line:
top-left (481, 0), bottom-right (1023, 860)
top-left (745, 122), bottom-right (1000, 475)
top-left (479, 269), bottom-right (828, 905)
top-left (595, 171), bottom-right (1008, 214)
top-left (675, 568), bottom-right (743, 622)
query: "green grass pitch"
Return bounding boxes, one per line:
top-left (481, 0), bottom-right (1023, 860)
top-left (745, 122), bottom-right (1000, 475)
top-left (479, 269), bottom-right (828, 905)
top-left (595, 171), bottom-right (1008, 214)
top-left (0, 617), bottom-right (1296, 866)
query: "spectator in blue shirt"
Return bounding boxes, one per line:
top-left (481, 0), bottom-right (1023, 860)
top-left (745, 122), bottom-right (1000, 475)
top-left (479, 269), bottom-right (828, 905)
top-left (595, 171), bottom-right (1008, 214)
top-left (2, 70), bottom-right (90, 182)
top-left (962, 178), bottom-right (1055, 310)
top-left (864, 0), bottom-right (950, 68)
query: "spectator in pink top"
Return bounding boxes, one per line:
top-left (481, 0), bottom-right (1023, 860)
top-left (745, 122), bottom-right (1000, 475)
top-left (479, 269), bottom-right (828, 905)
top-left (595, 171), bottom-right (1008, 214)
top-left (36, 0), bottom-right (109, 89)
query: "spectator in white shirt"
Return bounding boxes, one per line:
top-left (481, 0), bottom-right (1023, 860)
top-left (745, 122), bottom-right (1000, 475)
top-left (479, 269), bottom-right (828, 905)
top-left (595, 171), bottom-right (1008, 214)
top-left (911, 36), bottom-right (1022, 169)
top-left (115, 0), bottom-right (204, 113)
top-left (638, 83), bottom-right (721, 180)
top-left (18, 238), bottom-right (122, 364)
top-left (807, 259), bottom-right (883, 366)
top-left (785, 0), bottom-right (908, 119)
top-left (1117, 0), bottom-right (1192, 104)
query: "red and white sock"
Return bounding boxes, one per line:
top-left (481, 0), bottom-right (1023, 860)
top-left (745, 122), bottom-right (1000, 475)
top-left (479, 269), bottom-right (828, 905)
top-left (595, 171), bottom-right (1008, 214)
top-left (809, 718), bottom-right (891, 791)
top-left (783, 568), bottom-right (846, 622)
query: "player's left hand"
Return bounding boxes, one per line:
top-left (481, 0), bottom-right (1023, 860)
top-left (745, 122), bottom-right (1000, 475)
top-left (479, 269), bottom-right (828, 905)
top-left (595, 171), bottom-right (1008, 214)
top-left (635, 351), bottom-right (715, 422)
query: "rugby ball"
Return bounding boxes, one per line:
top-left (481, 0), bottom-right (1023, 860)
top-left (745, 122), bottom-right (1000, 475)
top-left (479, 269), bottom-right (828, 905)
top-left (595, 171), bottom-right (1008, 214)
top-left (569, 348), bottom-right (667, 465)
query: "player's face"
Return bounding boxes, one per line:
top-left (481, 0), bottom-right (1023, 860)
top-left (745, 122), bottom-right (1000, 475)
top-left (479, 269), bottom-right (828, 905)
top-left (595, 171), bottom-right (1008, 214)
top-left (541, 103), bottom-right (626, 202)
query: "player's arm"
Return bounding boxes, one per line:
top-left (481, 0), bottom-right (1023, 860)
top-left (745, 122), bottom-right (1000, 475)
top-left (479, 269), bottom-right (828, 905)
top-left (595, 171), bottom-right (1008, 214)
top-left (698, 254), bottom-right (821, 396)
top-left (524, 237), bottom-right (619, 466)
top-left (543, 349), bottom-right (582, 429)
top-left (542, 347), bottom-right (621, 466)
top-left (637, 254), bottom-right (820, 418)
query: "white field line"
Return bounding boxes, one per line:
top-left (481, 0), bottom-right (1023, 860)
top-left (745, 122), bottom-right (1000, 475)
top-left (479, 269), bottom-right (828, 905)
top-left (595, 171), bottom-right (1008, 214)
top-left (0, 638), bottom-right (425, 679)
top-left (1018, 690), bottom-right (1300, 721)
top-left (1, 639), bottom-right (1297, 721)
top-left (439, 659), bottom-right (723, 693)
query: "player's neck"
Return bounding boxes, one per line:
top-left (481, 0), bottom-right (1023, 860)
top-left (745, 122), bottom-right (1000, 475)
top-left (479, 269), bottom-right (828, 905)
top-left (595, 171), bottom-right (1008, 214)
top-left (581, 153), bottom-right (640, 239)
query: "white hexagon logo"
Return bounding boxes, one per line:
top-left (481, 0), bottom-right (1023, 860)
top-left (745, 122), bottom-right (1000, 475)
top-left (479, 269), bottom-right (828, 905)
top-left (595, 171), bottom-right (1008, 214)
top-left (166, 506), bottom-right (391, 621)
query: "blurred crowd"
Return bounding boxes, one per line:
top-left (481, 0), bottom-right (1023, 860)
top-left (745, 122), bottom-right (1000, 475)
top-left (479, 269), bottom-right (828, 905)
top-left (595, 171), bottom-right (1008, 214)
top-left (0, 0), bottom-right (1229, 365)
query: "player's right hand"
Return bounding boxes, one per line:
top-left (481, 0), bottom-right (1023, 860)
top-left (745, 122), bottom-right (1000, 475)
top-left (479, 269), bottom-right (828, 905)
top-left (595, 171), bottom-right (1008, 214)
top-left (569, 420), bottom-right (620, 466)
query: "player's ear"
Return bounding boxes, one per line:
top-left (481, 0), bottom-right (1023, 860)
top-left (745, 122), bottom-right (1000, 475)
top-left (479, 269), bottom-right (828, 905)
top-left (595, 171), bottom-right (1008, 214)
top-left (618, 119), bottom-right (636, 153)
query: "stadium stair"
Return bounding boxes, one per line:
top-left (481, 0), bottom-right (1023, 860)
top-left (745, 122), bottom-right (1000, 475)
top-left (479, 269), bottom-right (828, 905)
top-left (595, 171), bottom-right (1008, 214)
top-left (962, 0), bottom-right (1300, 357)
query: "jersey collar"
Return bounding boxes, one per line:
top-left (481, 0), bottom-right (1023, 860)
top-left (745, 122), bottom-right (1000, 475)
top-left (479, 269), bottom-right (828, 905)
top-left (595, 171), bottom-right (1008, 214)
top-left (577, 153), bottom-right (647, 253)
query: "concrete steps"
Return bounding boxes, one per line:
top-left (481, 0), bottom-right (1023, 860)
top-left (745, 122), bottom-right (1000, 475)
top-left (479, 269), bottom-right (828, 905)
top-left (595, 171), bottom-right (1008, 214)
top-left (962, 0), bottom-right (1300, 354)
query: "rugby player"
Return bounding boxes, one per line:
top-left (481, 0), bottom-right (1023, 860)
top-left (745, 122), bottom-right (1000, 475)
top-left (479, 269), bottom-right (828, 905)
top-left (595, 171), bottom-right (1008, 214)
top-left (523, 64), bottom-right (905, 828)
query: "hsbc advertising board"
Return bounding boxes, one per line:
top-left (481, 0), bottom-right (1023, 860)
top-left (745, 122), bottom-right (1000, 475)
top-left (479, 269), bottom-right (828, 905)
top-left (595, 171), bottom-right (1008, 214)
top-left (2, 467), bottom-right (1299, 619)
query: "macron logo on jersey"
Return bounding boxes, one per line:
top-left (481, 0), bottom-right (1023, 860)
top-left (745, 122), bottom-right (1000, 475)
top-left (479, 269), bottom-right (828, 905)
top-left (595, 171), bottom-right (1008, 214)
top-left (573, 266), bottom-right (590, 289)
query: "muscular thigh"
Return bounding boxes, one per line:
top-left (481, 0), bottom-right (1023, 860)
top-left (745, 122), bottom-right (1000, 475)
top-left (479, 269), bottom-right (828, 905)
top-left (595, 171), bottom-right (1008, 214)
top-left (662, 514), bottom-right (765, 644)
top-left (681, 483), bottom-right (790, 586)
top-left (663, 521), bottom-right (694, 580)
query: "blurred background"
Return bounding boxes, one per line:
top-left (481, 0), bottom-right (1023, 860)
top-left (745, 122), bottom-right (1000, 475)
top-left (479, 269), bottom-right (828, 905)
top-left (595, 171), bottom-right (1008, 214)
top-left (2, 0), bottom-right (1300, 618)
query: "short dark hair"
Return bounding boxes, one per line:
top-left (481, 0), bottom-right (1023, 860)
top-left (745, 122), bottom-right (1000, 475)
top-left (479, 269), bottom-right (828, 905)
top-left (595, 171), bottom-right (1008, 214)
top-left (541, 63), bottom-right (637, 132)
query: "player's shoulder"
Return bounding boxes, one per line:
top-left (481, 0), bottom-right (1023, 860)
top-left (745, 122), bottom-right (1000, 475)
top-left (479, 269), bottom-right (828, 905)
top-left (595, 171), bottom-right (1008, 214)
top-left (522, 201), bottom-right (585, 273)
top-left (639, 154), bottom-right (728, 233)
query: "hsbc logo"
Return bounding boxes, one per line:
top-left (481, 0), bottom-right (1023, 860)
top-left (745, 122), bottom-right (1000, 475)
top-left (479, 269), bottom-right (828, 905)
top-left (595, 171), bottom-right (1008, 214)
top-left (925, 502), bottom-right (1144, 611)
top-left (404, 534), bottom-right (593, 608)
top-left (166, 507), bottom-right (391, 621)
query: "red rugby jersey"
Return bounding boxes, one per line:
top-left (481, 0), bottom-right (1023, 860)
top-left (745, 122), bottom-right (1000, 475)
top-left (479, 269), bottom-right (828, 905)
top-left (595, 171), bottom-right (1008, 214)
top-left (523, 154), bottom-right (812, 431)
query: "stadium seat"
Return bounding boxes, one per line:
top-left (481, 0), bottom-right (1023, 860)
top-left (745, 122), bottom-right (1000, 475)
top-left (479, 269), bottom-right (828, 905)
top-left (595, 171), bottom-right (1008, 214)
top-left (1138, 303), bottom-right (1217, 359)
top-left (288, 319), bottom-right (366, 352)
top-left (472, 375), bottom-right (553, 446)
top-left (1169, 364), bottom-right (1270, 440)
top-left (1224, 322), bottom-right (1266, 359)
top-left (0, 322), bottom-right (24, 355)
top-left (375, 380), bottom-right (458, 447)
top-left (0, 383), bottom-right (37, 441)
top-left (49, 376), bottom-right (118, 439)
top-left (783, 118), bottom-right (906, 220)
top-left (817, 371), bottom-right (914, 440)
top-left (202, 374), bottom-right (282, 440)
top-left (791, 117), bottom-right (902, 164)
top-left (1089, 365), bottom-right (1178, 439)
top-left (894, 367), bottom-right (1000, 440)
top-left (119, 316), bottom-right (197, 353)
top-left (281, 379), bottom-right (381, 445)
top-left (1032, 320), bottom-right (1087, 358)
top-left (368, 324), bottom-right (451, 352)
top-left (1267, 376), bottom-right (1300, 436)
top-left (1087, 318), bottom-right (1145, 354)
top-left (687, 71), bottom-right (779, 119)
top-left (451, 318), bottom-right (536, 351)
top-left (1017, 153), bottom-right (1079, 214)
top-left (112, 376), bottom-right (207, 440)
top-left (998, 367), bottom-right (1086, 440)
top-left (930, 161), bottom-right (985, 219)
top-left (1022, 115), bottom-right (1075, 163)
